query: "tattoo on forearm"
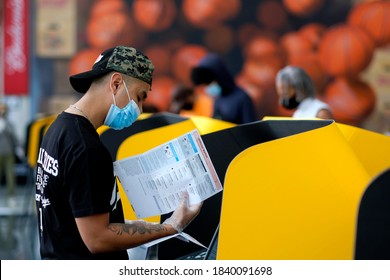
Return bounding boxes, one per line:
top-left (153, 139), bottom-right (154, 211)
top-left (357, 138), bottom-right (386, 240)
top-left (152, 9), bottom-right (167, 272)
top-left (108, 222), bottom-right (167, 236)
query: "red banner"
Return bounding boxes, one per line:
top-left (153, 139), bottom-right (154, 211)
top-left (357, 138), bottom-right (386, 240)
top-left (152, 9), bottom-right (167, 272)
top-left (2, 0), bottom-right (29, 95)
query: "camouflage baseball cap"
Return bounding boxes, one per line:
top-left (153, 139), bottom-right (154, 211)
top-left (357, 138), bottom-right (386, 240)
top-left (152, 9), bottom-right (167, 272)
top-left (70, 46), bottom-right (154, 93)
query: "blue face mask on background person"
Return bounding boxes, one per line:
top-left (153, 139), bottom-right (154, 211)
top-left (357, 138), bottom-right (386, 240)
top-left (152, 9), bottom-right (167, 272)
top-left (205, 82), bottom-right (222, 98)
top-left (104, 80), bottom-right (141, 130)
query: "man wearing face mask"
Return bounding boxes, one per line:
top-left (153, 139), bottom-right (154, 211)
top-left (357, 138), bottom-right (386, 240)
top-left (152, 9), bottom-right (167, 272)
top-left (190, 53), bottom-right (258, 124)
top-left (275, 66), bottom-right (333, 119)
top-left (35, 46), bottom-right (202, 260)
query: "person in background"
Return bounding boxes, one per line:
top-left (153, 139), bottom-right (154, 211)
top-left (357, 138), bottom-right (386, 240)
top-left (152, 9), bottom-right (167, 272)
top-left (275, 65), bottom-right (333, 119)
top-left (0, 102), bottom-right (17, 206)
top-left (190, 53), bottom-right (258, 124)
top-left (35, 46), bottom-right (202, 260)
top-left (169, 84), bottom-right (195, 115)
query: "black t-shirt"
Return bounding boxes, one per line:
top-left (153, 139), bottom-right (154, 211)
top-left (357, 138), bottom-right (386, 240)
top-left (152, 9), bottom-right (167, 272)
top-left (35, 112), bottom-right (128, 260)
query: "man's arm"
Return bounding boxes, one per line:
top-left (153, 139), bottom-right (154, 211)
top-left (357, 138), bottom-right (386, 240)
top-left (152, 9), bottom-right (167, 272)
top-left (316, 108), bottom-right (333, 119)
top-left (75, 213), bottom-right (176, 254)
top-left (75, 191), bottom-right (202, 254)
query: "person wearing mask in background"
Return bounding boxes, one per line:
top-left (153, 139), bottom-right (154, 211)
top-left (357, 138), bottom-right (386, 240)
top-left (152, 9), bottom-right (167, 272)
top-left (190, 53), bottom-right (258, 124)
top-left (169, 84), bottom-right (195, 115)
top-left (35, 46), bottom-right (202, 260)
top-left (0, 102), bottom-right (17, 207)
top-left (275, 65), bottom-right (333, 119)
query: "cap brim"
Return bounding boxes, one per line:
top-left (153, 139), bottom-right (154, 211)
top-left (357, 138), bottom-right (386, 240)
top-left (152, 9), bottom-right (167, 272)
top-left (69, 68), bottom-right (112, 93)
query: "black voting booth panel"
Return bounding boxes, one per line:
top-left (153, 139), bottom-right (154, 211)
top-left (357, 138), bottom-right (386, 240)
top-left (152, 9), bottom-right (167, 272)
top-left (355, 168), bottom-right (390, 260)
top-left (157, 119), bottom-right (332, 260)
top-left (100, 112), bottom-right (188, 161)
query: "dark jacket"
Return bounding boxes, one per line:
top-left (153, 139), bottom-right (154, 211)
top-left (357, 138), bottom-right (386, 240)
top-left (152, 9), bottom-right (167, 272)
top-left (192, 53), bottom-right (258, 124)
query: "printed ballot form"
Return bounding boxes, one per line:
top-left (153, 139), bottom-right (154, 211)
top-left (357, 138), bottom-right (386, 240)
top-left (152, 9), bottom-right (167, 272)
top-left (113, 129), bottom-right (223, 219)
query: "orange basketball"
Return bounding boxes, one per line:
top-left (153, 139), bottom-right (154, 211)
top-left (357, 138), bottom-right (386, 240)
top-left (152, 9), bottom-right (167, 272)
top-left (203, 24), bottom-right (234, 54)
top-left (90, 0), bottom-right (127, 18)
top-left (86, 12), bottom-right (134, 49)
top-left (241, 60), bottom-right (281, 91)
top-left (171, 44), bottom-right (208, 85)
top-left (244, 36), bottom-right (286, 68)
top-left (214, 0), bottom-right (241, 20)
top-left (144, 45), bottom-right (172, 76)
top-left (132, 0), bottom-right (177, 32)
top-left (68, 48), bottom-right (103, 76)
top-left (322, 77), bottom-right (376, 126)
top-left (318, 24), bottom-right (375, 78)
top-left (182, 0), bottom-right (241, 29)
top-left (283, 0), bottom-right (325, 17)
top-left (348, 0), bottom-right (390, 47)
top-left (280, 31), bottom-right (315, 62)
top-left (164, 39), bottom-right (187, 53)
top-left (244, 36), bottom-right (282, 60)
top-left (256, 0), bottom-right (289, 32)
top-left (298, 22), bottom-right (327, 50)
top-left (144, 76), bottom-right (177, 112)
top-left (237, 24), bottom-right (279, 47)
top-left (289, 52), bottom-right (328, 93)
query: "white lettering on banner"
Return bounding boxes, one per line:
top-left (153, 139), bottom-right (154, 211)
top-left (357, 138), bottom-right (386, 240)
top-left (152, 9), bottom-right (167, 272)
top-left (5, 0), bottom-right (26, 75)
top-left (37, 148), bottom-right (59, 177)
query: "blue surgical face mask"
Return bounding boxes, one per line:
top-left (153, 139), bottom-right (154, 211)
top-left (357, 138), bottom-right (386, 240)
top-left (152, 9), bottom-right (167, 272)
top-left (205, 82), bottom-right (222, 98)
top-left (104, 80), bottom-right (141, 130)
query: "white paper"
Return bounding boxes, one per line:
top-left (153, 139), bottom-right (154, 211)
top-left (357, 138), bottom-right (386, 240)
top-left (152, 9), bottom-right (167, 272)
top-left (127, 246), bottom-right (148, 260)
top-left (114, 129), bottom-right (223, 219)
top-left (127, 231), bottom-right (207, 260)
top-left (140, 232), bottom-right (207, 249)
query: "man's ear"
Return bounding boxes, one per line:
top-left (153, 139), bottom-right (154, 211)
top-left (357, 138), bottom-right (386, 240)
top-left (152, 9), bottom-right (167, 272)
top-left (110, 72), bottom-right (122, 94)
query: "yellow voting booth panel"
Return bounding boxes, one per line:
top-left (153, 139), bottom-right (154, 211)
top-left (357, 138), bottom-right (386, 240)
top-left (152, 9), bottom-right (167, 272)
top-left (96, 125), bottom-right (110, 135)
top-left (336, 123), bottom-right (390, 178)
top-left (263, 116), bottom-right (390, 180)
top-left (188, 115), bottom-right (236, 135)
top-left (218, 121), bottom-right (372, 259)
top-left (27, 115), bottom-right (57, 168)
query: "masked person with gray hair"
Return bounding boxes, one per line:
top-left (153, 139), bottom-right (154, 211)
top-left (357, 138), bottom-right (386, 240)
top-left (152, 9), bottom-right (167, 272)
top-left (35, 46), bottom-right (202, 260)
top-left (275, 65), bottom-right (333, 119)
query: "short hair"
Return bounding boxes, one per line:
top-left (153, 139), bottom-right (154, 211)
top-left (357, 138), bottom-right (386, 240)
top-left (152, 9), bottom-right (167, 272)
top-left (276, 66), bottom-right (315, 98)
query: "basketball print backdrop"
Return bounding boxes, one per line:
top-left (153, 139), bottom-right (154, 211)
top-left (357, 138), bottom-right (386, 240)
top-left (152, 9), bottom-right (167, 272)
top-left (348, 0), bottom-right (390, 48)
top-left (318, 24), bottom-right (376, 78)
top-left (66, 0), bottom-right (390, 126)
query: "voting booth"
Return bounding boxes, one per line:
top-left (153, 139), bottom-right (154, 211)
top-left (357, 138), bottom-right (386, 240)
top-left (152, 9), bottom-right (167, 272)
top-left (115, 115), bottom-right (235, 259)
top-left (213, 119), bottom-right (390, 259)
top-left (103, 114), bottom-right (390, 259)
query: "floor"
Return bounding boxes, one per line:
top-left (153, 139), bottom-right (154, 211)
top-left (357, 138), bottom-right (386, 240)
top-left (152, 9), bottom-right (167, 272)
top-left (0, 183), bottom-right (40, 260)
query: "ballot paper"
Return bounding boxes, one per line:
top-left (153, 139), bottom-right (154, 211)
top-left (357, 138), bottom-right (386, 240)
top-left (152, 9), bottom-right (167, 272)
top-left (113, 129), bottom-right (223, 219)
